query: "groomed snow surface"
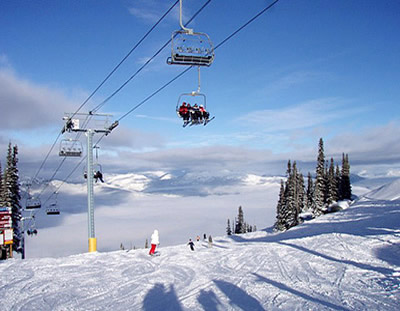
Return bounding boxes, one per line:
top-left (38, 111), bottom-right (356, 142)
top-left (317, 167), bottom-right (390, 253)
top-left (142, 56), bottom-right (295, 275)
top-left (1, 196), bottom-right (399, 310)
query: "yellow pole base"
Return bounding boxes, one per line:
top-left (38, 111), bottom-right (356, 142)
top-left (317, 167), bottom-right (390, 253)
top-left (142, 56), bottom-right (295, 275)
top-left (88, 238), bottom-right (97, 252)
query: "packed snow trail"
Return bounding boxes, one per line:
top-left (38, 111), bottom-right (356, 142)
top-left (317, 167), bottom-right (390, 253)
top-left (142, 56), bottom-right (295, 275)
top-left (1, 198), bottom-right (399, 310)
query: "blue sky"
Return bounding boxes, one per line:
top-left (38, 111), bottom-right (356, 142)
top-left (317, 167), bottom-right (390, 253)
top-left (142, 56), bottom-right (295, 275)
top-left (1, 0), bottom-right (400, 179)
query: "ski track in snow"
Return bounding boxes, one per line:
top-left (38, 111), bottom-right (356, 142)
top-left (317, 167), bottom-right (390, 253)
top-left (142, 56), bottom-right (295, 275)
top-left (1, 198), bottom-right (400, 310)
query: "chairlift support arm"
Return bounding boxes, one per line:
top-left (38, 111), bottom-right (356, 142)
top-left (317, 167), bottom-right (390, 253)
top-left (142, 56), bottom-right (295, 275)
top-left (179, 0), bottom-right (193, 34)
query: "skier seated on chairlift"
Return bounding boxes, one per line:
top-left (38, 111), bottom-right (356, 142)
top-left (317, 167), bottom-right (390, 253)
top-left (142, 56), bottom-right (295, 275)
top-left (84, 171), bottom-right (103, 182)
top-left (199, 104), bottom-right (209, 122)
top-left (178, 102), bottom-right (190, 122)
top-left (94, 170), bottom-right (104, 183)
top-left (192, 104), bottom-right (202, 122)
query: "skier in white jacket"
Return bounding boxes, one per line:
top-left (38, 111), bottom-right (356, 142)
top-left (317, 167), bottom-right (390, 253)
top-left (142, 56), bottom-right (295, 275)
top-left (149, 229), bottom-right (159, 255)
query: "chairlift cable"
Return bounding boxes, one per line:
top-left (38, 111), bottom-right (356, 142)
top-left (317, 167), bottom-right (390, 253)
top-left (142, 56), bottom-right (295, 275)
top-left (71, 0), bottom-right (180, 119)
top-left (91, 0), bottom-right (212, 114)
top-left (30, 1), bottom-right (179, 186)
top-left (214, 0), bottom-right (281, 51)
top-left (117, 0), bottom-right (281, 122)
top-left (38, 0), bottom-right (281, 204)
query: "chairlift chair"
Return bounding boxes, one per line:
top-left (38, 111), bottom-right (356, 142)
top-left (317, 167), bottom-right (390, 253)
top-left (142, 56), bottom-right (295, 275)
top-left (83, 163), bottom-right (104, 182)
top-left (59, 139), bottom-right (83, 157)
top-left (25, 196), bottom-right (41, 209)
top-left (167, 30), bottom-right (214, 67)
top-left (46, 203), bottom-right (60, 215)
top-left (177, 92), bottom-right (212, 126)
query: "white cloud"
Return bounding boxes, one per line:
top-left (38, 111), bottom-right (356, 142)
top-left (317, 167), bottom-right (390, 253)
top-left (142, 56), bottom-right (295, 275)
top-left (237, 98), bottom-right (366, 133)
top-left (128, 0), bottom-right (176, 24)
top-left (0, 68), bottom-right (81, 130)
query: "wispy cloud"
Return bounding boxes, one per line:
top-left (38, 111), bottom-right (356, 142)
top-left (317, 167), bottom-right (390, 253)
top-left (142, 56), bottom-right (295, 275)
top-left (237, 98), bottom-right (367, 133)
top-left (128, 0), bottom-right (176, 24)
top-left (262, 71), bottom-right (325, 95)
top-left (0, 68), bottom-right (81, 130)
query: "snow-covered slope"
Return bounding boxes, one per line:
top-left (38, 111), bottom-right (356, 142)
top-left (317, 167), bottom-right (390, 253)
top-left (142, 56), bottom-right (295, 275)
top-left (1, 197), bottom-right (399, 310)
top-left (364, 178), bottom-right (400, 201)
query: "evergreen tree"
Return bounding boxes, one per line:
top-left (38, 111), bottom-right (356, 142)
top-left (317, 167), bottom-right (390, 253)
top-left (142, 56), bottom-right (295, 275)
top-left (340, 153), bottom-right (352, 200)
top-left (297, 171), bottom-right (305, 214)
top-left (285, 161), bottom-right (300, 228)
top-left (326, 158), bottom-right (338, 204)
top-left (335, 164), bottom-right (341, 201)
top-left (274, 180), bottom-right (286, 231)
top-left (1, 144), bottom-right (22, 253)
top-left (313, 138), bottom-right (326, 215)
top-left (226, 219), bottom-right (232, 235)
top-left (145, 238), bottom-right (149, 249)
top-left (253, 225), bottom-right (257, 231)
top-left (235, 206), bottom-right (245, 234)
top-left (120, 243), bottom-right (125, 250)
top-left (306, 172), bottom-right (314, 212)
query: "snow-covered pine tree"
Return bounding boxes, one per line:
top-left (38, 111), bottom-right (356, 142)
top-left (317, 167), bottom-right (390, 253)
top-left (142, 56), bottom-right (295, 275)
top-left (286, 161), bottom-right (300, 228)
top-left (326, 158), bottom-right (338, 204)
top-left (253, 225), bottom-right (257, 231)
top-left (297, 171), bottom-right (305, 214)
top-left (335, 164), bottom-right (341, 201)
top-left (313, 138), bottom-right (326, 216)
top-left (306, 172), bottom-right (314, 213)
top-left (145, 239), bottom-right (148, 249)
top-left (226, 219), bottom-right (232, 235)
top-left (274, 180), bottom-right (286, 231)
top-left (340, 153), bottom-right (352, 200)
top-left (235, 206), bottom-right (245, 234)
top-left (2, 143), bottom-right (22, 253)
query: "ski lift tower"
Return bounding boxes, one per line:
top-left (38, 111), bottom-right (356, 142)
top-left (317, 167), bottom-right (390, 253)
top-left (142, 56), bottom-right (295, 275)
top-left (61, 112), bottom-right (118, 252)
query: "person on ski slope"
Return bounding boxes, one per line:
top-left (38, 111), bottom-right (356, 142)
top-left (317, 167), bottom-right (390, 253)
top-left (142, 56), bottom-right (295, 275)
top-left (149, 229), bottom-right (159, 255)
top-left (188, 239), bottom-right (195, 251)
top-left (208, 235), bottom-right (213, 248)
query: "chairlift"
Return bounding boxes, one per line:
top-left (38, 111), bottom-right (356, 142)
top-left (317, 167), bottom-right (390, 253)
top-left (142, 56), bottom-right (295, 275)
top-left (83, 146), bottom-right (104, 183)
top-left (167, 30), bottom-right (214, 67)
top-left (59, 139), bottom-right (83, 157)
top-left (26, 196), bottom-right (41, 209)
top-left (27, 228), bottom-right (38, 236)
top-left (175, 67), bottom-right (214, 127)
top-left (46, 192), bottom-right (60, 215)
top-left (167, 0), bottom-right (214, 67)
top-left (83, 164), bottom-right (104, 182)
top-left (46, 203), bottom-right (60, 215)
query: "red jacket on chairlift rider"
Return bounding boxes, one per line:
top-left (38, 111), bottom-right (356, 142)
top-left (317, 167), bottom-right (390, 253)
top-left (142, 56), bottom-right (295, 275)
top-left (179, 102), bottom-right (189, 120)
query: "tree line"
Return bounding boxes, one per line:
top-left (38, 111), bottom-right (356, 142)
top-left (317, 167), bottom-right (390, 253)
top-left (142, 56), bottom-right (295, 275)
top-left (275, 138), bottom-right (352, 231)
top-left (226, 206), bottom-right (257, 235)
top-left (0, 143), bottom-right (22, 258)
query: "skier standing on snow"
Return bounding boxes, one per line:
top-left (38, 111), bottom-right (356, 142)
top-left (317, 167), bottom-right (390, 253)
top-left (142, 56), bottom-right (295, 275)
top-left (208, 235), bottom-right (213, 248)
top-left (149, 229), bottom-right (159, 256)
top-left (188, 239), bottom-right (195, 251)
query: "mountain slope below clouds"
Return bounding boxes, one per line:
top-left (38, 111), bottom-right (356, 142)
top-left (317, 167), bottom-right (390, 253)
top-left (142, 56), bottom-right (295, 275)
top-left (364, 178), bottom-right (400, 201)
top-left (1, 196), bottom-right (399, 310)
